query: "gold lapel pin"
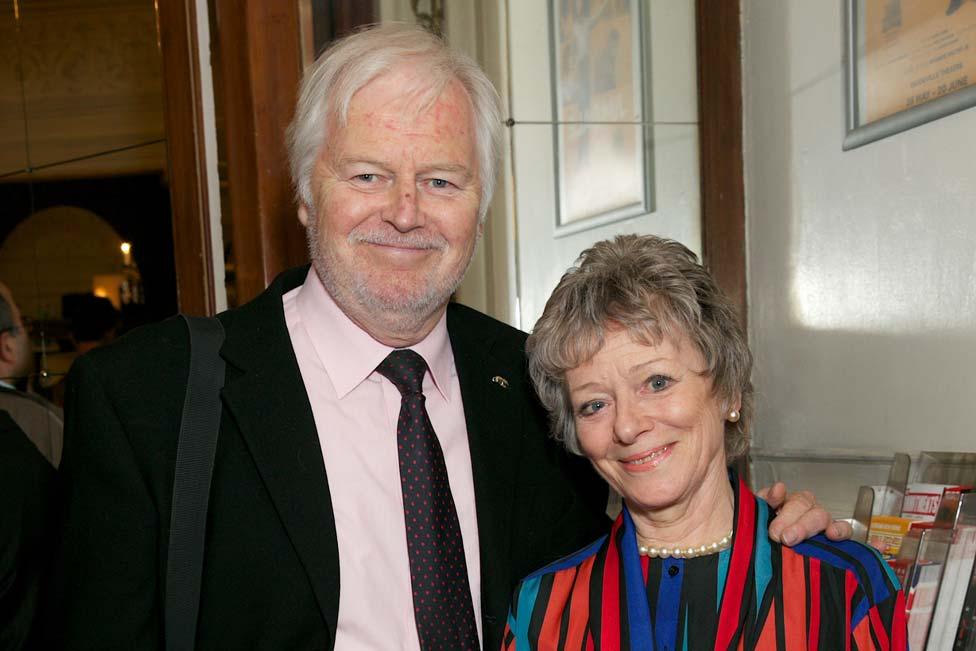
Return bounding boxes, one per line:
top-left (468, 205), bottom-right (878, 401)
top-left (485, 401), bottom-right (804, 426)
top-left (491, 375), bottom-right (509, 389)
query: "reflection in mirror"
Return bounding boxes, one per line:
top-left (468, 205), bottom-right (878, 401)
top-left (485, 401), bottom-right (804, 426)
top-left (0, 0), bottom-right (177, 410)
top-left (0, 207), bottom-right (131, 402)
top-left (16, 0), bottom-right (166, 172)
top-left (0, 1), bottom-right (29, 176)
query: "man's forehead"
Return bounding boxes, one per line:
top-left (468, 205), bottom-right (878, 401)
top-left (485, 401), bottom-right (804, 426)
top-left (321, 76), bottom-right (476, 163)
top-left (347, 65), bottom-right (471, 124)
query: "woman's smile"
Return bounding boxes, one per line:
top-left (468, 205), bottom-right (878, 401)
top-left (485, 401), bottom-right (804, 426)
top-left (619, 443), bottom-right (674, 471)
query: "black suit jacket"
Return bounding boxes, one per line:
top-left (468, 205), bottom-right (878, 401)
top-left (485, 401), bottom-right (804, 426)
top-left (1, 410), bottom-right (55, 650)
top-left (49, 267), bottom-right (607, 650)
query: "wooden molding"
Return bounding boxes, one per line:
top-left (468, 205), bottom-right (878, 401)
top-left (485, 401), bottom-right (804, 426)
top-left (696, 1), bottom-right (749, 478)
top-left (1, 1), bottom-right (166, 179)
top-left (696, 0), bottom-right (747, 330)
top-left (212, 0), bottom-right (306, 305)
top-left (157, 0), bottom-right (217, 316)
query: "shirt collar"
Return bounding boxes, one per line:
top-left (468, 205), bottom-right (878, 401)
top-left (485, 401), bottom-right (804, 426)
top-left (296, 268), bottom-right (455, 401)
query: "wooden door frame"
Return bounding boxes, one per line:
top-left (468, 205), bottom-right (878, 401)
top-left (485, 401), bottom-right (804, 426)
top-left (157, 0), bottom-right (218, 316)
top-left (696, 1), bottom-right (749, 476)
top-left (209, 1), bottom-right (309, 306)
top-left (696, 1), bottom-right (747, 329)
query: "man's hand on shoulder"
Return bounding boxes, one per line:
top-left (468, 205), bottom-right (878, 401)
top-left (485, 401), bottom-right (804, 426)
top-left (759, 482), bottom-right (853, 546)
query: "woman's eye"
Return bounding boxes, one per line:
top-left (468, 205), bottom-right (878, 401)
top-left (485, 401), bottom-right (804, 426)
top-left (647, 375), bottom-right (672, 392)
top-left (579, 400), bottom-right (606, 416)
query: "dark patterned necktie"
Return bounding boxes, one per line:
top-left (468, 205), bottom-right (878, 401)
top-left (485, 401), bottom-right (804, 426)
top-left (376, 349), bottom-right (479, 650)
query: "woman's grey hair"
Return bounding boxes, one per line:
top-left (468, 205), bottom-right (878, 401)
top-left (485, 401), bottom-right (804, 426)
top-left (285, 23), bottom-right (502, 223)
top-left (526, 234), bottom-right (753, 460)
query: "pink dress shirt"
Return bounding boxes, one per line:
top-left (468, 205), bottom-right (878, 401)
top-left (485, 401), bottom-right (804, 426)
top-left (283, 269), bottom-right (482, 649)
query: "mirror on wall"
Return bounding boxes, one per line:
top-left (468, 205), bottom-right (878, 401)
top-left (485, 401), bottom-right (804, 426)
top-left (0, 0), bottom-right (177, 404)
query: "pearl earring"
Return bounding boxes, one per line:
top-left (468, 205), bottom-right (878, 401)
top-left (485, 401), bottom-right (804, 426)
top-left (728, 409), bottom-right (740, 422)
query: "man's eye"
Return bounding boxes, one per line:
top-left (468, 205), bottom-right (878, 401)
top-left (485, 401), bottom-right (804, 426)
top-left (429, 178), bottom-right (453, 189)
top-left (578, 400), bottom-right (606, 416)
top-left (355, 174), bottom-right (376, 183)
top-left (647, 375), bottom-right (672, 392)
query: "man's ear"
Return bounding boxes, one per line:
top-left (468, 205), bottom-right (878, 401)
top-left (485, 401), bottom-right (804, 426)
top-left (297, 203), bottom-right (310, 226)
top-left (0, 331), bottom-right (13, 365)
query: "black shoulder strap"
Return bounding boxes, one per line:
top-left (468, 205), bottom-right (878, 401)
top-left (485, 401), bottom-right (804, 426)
top-left (165, 315), bottom-right (226, 651)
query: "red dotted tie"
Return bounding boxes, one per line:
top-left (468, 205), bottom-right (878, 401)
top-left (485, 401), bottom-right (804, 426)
top-left (376, 350), bottom-right (479, 650)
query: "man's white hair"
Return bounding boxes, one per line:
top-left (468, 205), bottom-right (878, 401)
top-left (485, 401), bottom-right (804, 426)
top-left (286, 23), bottom-right (502, 223)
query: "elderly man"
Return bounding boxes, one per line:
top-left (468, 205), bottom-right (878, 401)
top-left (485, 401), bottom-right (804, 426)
top-left (0, 282), bottom-right (62, 468)
top-left (0, 283), bottom-right (58, 649)
top-left (50, 24), bottom-right (847, 650)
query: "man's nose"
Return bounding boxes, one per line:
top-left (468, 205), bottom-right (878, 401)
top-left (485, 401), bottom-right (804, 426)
top-left (388, 179), bottom-right (423, 231)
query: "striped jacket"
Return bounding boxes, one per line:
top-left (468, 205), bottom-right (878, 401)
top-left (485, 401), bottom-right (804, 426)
top-left (503, 476), bottom-right (907, 650)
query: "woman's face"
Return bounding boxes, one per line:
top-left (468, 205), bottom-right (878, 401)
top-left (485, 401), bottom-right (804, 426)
top-left (565, 328), bottom-right (733, 516)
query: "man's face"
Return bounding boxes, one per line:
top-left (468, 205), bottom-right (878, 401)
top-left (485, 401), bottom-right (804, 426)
top-left (0, 285), bottom-right (30, 382)
top-left (300, 64), bottom-right (482, 342)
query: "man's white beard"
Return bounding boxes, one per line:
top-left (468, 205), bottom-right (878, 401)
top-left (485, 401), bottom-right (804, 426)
top-left (305, 217), bottom-right (472, 338)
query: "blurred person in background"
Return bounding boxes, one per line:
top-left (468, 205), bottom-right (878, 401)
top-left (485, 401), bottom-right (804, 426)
top-left (69, 294), bottom-right (120, 355)
top-left (0, 282), bottom-right (62, 468)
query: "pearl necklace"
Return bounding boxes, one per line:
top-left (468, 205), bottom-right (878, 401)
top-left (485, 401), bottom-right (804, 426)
top-left (637, 530), bottom-right (733, 559)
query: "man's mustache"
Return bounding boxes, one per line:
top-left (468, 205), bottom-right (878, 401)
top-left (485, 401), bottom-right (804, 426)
top-left (349, 229), bottom-right (447, 250)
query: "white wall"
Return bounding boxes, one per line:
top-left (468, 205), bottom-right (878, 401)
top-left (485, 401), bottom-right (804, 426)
top-left (742, 1), bottom-right (976, 459)
top-left (504, 0), bottom-right (701, 332)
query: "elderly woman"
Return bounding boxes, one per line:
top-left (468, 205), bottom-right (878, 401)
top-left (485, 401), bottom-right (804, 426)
top-left (503, 235), bottom-right (906, 650)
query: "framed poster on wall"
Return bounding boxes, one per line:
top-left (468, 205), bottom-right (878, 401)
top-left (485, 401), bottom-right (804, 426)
top-left (549, 0), bottom-right (653, 234)
top-left (508, 0), bottom-right (700, 331)
top-left (844, 0), bottom-right (976, 149)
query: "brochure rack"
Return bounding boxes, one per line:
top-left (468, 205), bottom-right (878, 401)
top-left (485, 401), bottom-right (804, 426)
top-left (864, 452), bottom-right (976, 649)
top-left (751, 448), bottom-right (976, 647)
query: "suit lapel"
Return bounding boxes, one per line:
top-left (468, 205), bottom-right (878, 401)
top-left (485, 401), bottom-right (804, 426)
top-left (447, 304), bottom-right (523, 628)
top-left (218, 268), bottom-right (341, 639)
